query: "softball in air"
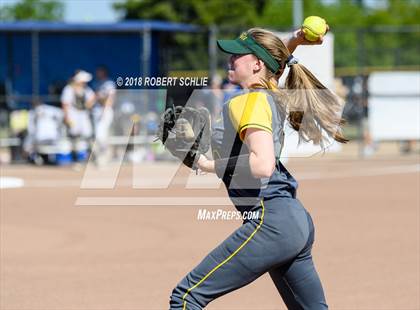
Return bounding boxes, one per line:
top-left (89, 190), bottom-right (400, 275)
top-left (302, 16), bottom-right (327, 42)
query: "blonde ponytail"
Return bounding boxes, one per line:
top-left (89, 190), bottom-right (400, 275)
top-left (285, 63), bottom-right (348, 146)
top-left (247, 28), bottom-right (348, 148)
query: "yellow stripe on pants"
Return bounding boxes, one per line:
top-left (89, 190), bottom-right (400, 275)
top-left (182, 200), bottom-right (266, 310)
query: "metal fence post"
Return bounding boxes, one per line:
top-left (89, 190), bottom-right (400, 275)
top-left (208, 25), bottom-right (217, 80)
top-left (142, 27), bottom-right (151, 78)
top-left (31, 30), bottom-right (40, 106)
top-left (357, 28), bottom-right (365, 158)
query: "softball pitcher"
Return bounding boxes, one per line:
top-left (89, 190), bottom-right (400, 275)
top-left (169, 27), bottom-right (347, 310)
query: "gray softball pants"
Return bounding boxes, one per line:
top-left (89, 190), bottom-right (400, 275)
top-left (169, 197), bottom-right (328, 309)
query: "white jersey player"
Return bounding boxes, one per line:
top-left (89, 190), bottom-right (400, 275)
top-left (61, 70), bottom-right (95, 139)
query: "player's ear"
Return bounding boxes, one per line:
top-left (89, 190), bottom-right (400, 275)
top-left (253, 58), bottom-right (264, 73)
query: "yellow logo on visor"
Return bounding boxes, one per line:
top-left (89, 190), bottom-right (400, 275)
top-left (239, 32), bottom-right (247, 40)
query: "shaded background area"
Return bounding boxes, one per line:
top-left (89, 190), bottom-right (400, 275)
top-left (0, 0), bottom-right (419, 153)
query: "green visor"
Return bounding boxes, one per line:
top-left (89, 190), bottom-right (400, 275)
top-left (217, 32), bottom-right (280, 73)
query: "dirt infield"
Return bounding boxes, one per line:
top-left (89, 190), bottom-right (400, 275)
top-left (1, 153), bottom-right (419, 309)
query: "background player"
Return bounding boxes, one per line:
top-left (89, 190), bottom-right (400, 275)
top-left (61, 70), bottom-right (96, 161)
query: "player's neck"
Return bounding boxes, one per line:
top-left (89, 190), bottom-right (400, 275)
top-left (239, 74), bottom-right (266, 89)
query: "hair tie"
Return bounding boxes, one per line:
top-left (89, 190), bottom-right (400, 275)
top-left (285, 55), bottom-right (299, 67)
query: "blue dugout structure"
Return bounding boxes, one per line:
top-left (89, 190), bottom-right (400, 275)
top-left (0, 21), bottom-right (201, 109)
